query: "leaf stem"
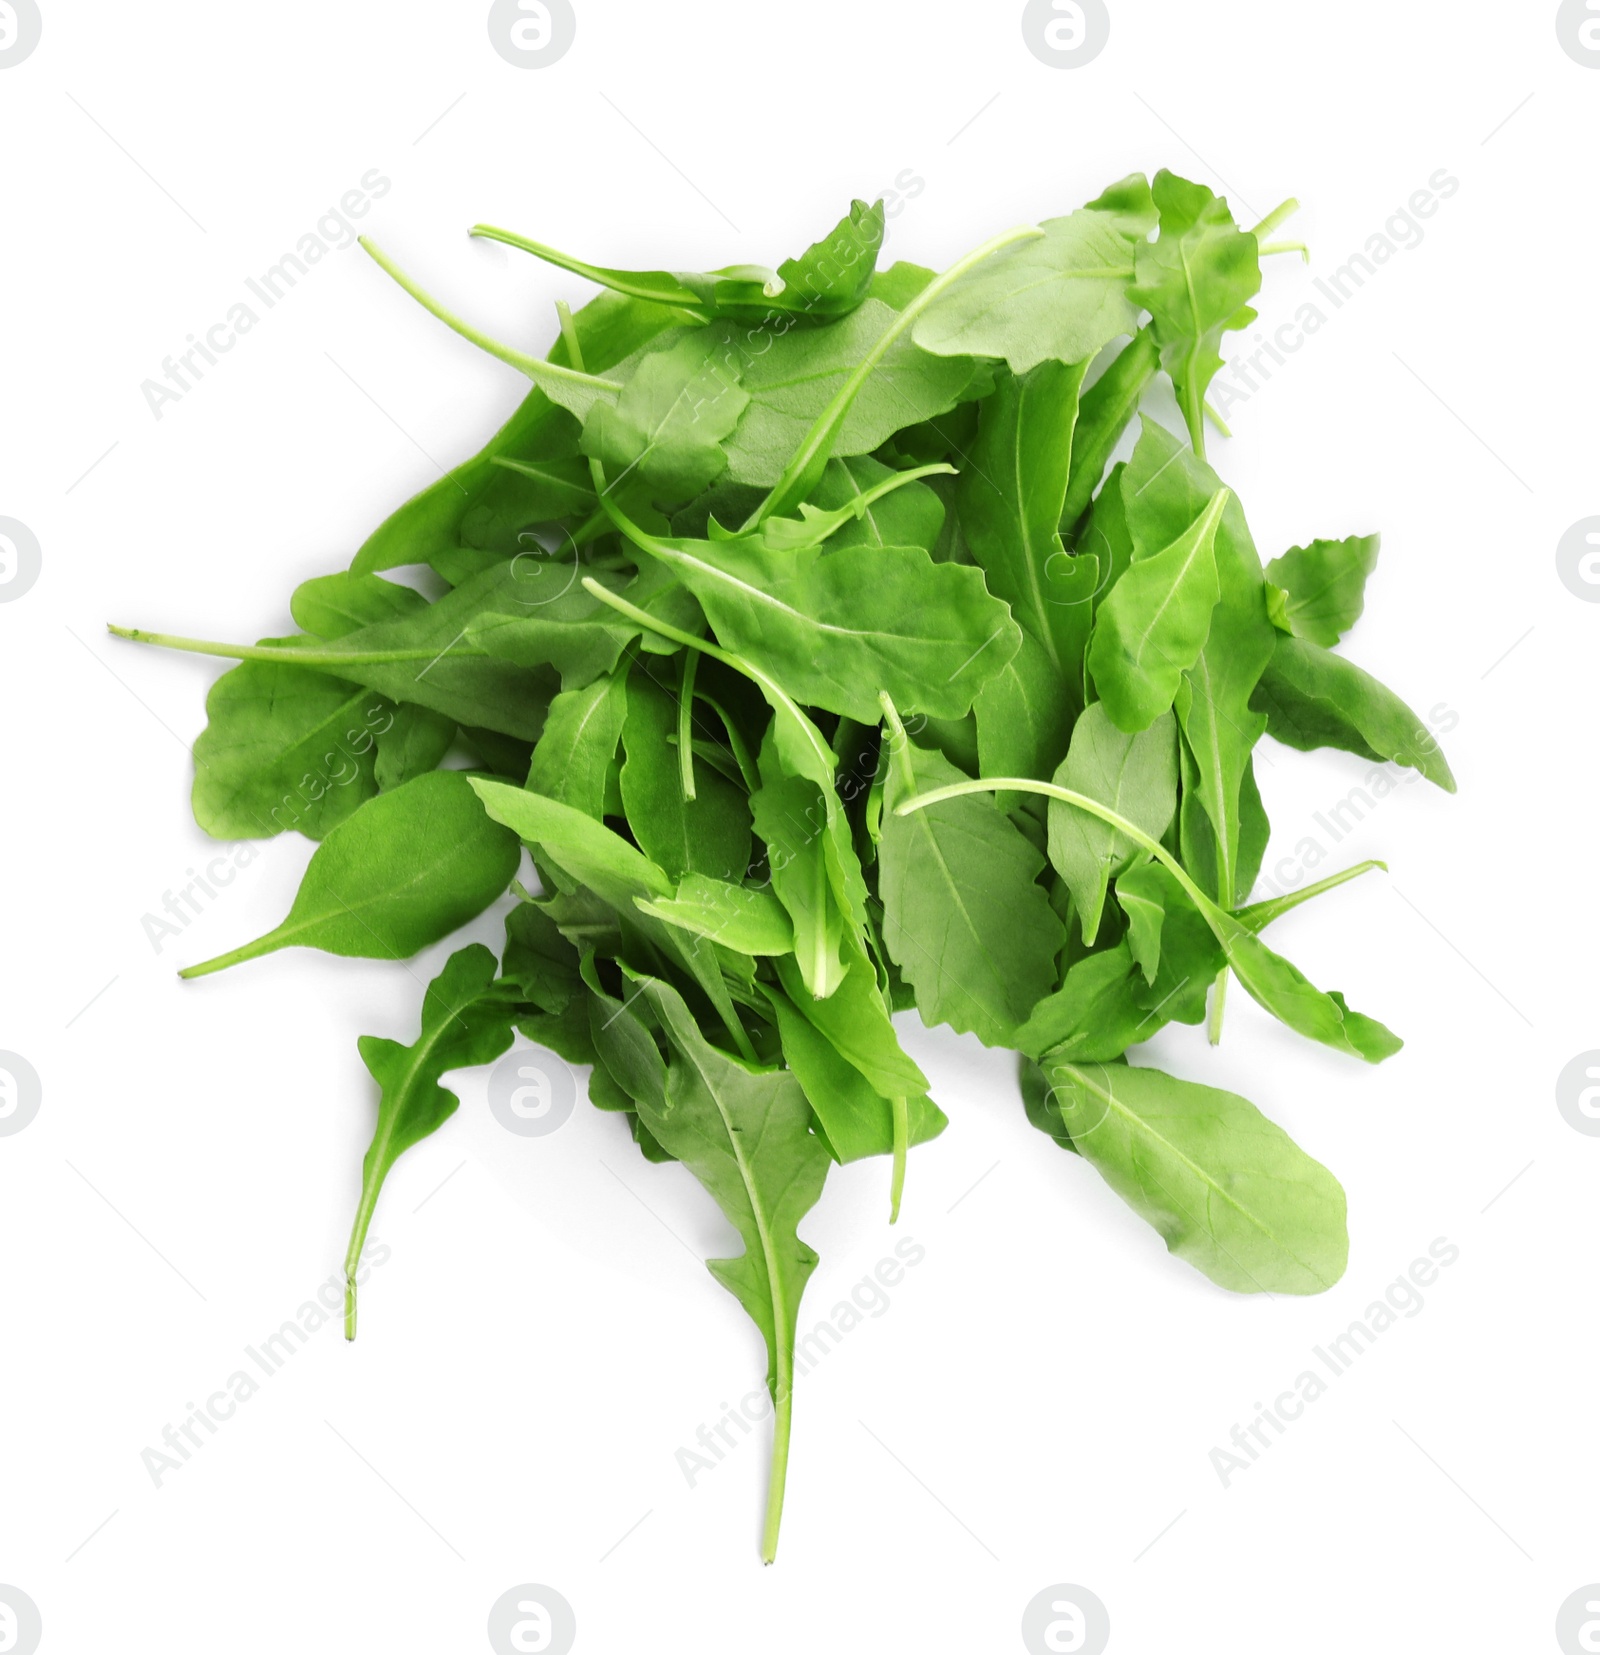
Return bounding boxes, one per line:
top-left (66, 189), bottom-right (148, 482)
top-left (107, 624), bottom-right (467, 669)
top-left (762, 1376), bottom-right (794, 1564)
top-left (472, 224), bottom-right (705, 315)
top-left (746, 223), bottom-right (1045, 527)
top-left (889, 1096), bottom-right (909, 1224)
top-left (1250, 198), bottom-right (1301, 241)
top-left (677, 650), bottom-right (699, 802)
top-left (360, 237), bottom-right (622, 393)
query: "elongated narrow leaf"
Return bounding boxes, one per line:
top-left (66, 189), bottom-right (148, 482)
top-left (182, 771), bottom-right (521, 977)
top-left (637, 875), bottom-right (793, 956)
top-left (343, 944), bottom-right (518, 1334)
top-left (1088, 485), bottom-right (1228, 731)
top-left (632, 975), bottom-right (831, 1560)
top-left (1252, 635), bottom-right (1456, 792)
top-left (1029, 1057), bottom-right (1348, 1294)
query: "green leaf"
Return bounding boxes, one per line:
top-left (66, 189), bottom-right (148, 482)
top-left (602, 501), bottom-right (1022, 724)
top-left (752, 758), bottom-right (847, 998)
top-left (373, 703), bottom-right (455, 792)
top-left (1046, 704), bottom-right (1179, 943)
top-left (1014, 943), bottom-right (1158, 1062)
top-left (878, 706), bottom-right (1064, 1046)
top-left (1087, 482), bottom-right (1228, 731)
top-left (630, 974), bottom-right (832, 1564)
top-left (1265, 534), bottom-right (1381, 646)
top-left (471, 778), bottom-right (672, 907)
top-left (974, 627), bottom-right (1077, 794)
top-left (1123, 420), bottom-right (1276, 905)
top-left (1029, 1057), bottom-right (1348, 1294)
top-left (525, 669), bottom-right (630, 819)
top-left (912, 208), bottom-right (1140, 372)
top-left (342, 943), bottom-right (518, 1335)
top-left (959, 359), bottom-right (1095, 689)
top-left (1131, 172), bottom-right (1262, 455)
top-left (637, 875), bottom-right (793, 956)
top-left (722, 299), bottom-right (982, 488)
top-left (620, 670), bottom-right (752, 881)
top-left (291, 572), bottom-right (429, 637)
top-left (180, 771), bottom-right (521, 977)
top-left (581, 329), bottom-right (749, 505)
top-left (1252, 635), bottom-right (1456, 792)
top-left (191, 650), bottom-right (394, 841)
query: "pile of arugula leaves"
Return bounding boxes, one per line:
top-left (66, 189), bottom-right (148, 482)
top-left (113, 170), bottom-right (1453, 1561)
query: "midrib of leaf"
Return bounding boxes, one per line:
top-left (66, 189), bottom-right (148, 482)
top-left (1008, 403), bottom-right (1064, 676)
top-left (1056, 1060), bottom-right (1334, 1286)
top-left (678, 1043), bottom-right (792, 1367)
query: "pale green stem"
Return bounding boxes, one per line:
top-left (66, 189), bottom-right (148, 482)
top-left (360, 237), bottom-right (621, 393)
top-left (677, 650), bottom-right (699, 802)
top-left (108, 624), bottom-right (464, 669)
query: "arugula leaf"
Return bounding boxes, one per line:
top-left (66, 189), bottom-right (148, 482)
top-left (959, 358), bottom-right (1094, 687)
top-left (582, 329), bottom-right (749, 505)
top-left (1046, 704), bottom-right (1179, 943)
top-left (878, 701), bottom-right (1064, 1046)
top-left (1265, 534), bottom-right (1381, 646)
top-left (629, 974), bottom-right (832, 1564)
top-left (342, 943), bottom-right (518, 1335)
top-left (637, 875), bottom-right (793, 956)
top-left (1131, 172), bottom-right (1262, 455)
top-left (1028, 1057), bottom-right (1348, 1294)
top-left (1252, 635), bottom-right (1456, 792)
top-left (913, 208), bottom-right (1140, 371)
top-left (190, 651), bottom-right (393, 842)
top-left (181, 771), bottom-right (522, 978)
top-left (525, 669), bottom-right (630, 818)
top-left (599, 496), bottom-right (1022, 723)
top-left (1087, 483), bottom-right (1228, 731)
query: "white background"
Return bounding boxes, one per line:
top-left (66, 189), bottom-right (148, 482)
top-left (2, 2), bottom-right (1596, 1651)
